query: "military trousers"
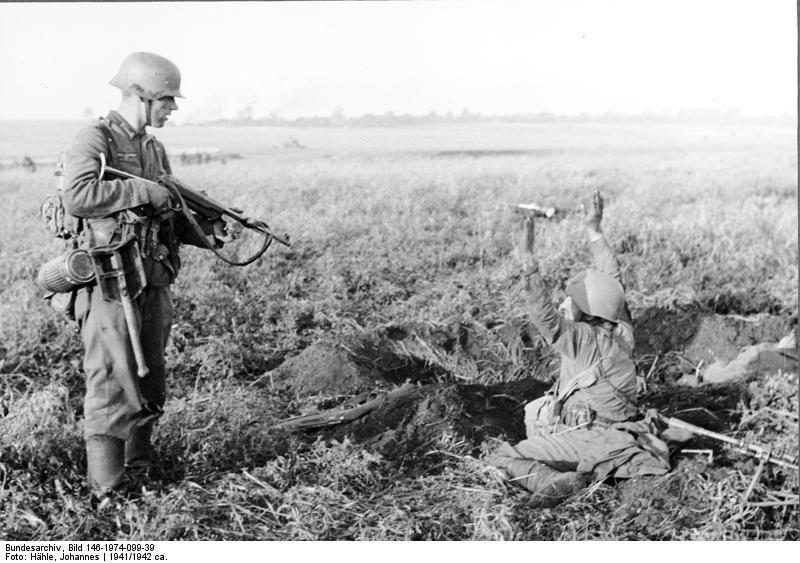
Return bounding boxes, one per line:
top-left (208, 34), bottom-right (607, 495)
top-left (75, 284), bottom-right (173, 441)
top-left (487, 418), bottom-right (672, 493)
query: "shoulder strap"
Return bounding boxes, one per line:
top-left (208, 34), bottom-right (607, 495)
top-left (95, 121), bottom-right (119, 169)
top-left (557, 336), bottom-right (638, 414)
top-left (556, 361), bottom-right (599, 403)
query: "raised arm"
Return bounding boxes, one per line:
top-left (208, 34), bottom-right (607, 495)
top-left (514, 212), bottom-right (594, 359)
top-left (584, 190), bottom-right (631, 323)
top-left (584, 190), bottom-right (623, 282)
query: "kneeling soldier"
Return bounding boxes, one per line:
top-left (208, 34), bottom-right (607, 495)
top-left (487, 191), bottom-right (672, 506)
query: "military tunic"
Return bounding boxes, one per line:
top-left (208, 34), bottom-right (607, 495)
top-left (525, 236), bottom-right (638, 427)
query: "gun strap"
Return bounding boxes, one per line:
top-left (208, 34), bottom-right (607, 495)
top-left (162, 180), bottom-right (273, 267)
top-left (96, 122), bottom-right (273, 266)
top-left (96, 121), bottom-right (120, 169)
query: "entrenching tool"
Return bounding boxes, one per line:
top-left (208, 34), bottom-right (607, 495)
top-left (88, 236), bottom-right (149, 378)
top-left (275, 383), bottom-right (418, 432)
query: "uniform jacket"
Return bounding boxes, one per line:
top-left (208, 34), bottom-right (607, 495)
top-left (525, 237), bottom-right (638, 423)
top-left (62, 111), bottom-right (213, 287)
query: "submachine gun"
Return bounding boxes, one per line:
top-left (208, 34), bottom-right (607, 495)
top-left (98, 152), bottom-right (290, 266)
top-left (39, 155), bottom-right (290, 384)
top-left (93, 154), bottom-right (290, 381)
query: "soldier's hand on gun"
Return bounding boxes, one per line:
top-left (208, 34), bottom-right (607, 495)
top-left (145, 181), bottom-right (174, 212)
top-left (213, 219), bottom-right (244, 243)
top-left (212, 206), bottom-right (246, 243)
top-left (583, 190), bottom-right (604, 234)
top-left (514, 211), bottom-right (537, 268)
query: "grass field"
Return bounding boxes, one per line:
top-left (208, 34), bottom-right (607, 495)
top-left (0, 120), bottom-right (797, 540)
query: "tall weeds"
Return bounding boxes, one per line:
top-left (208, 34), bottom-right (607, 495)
top-left (1, 122), bottom-right (796, 539)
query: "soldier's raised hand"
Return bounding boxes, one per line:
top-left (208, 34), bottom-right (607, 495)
top-left (514, 211), bottom-right (536, 268)
top-left (584, 189), bottom-right (604, 234)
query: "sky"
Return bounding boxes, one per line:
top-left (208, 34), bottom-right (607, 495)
top-left (0, 0), bottom-right (796, 123)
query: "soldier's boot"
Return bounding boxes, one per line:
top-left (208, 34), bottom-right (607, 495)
top-left (125, 422), bottom-right (153, 470)
top-left (86, 435), bottom-right (126, 496)
top-left (521, 462), bottom-right (592, 507)
top-left (495, 458), bottom-right (591, 507)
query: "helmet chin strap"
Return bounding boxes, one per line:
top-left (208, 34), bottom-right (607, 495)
top-left (140, 97), bottom-right (153, 128)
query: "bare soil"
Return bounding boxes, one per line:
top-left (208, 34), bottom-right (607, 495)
top-left (634, 307), bottom-right (793, 364)
top-left (268, 312), bottom-right (794, 467)
top-left (268, 322), bottom-right (549, 458)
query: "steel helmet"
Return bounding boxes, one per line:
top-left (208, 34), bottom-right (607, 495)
top-left (110, 52), bottom-right (184, 100)
top-left (565, 269), bottom-right (625, 322)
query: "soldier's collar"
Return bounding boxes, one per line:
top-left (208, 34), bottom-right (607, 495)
top-left (106, 111), bottom-right (146, 139)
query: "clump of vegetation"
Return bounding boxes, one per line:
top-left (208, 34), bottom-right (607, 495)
top-left (1, 122), bottom-right (796, 540)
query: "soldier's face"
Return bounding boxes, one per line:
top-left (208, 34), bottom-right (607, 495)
top-left (150, 96), bottom-right (178, 127)
top-left (558, 296), bottom-right (582, 322)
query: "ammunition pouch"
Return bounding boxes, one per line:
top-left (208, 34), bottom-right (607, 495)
top-left (84, 212), bottom-right (148, 248)
top-left (524, 394), bottom-right (601, 435)
top-left (85, 212), bottom-right (176, 269)
top-left (559, 401), bottom-right (597, 429)
top-left (524, 393), bottom-right (561, 435)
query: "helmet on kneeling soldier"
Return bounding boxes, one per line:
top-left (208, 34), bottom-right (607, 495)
top-left (565, 269), bottom-right (625, 323)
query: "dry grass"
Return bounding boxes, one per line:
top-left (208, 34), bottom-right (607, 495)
top-left (0, 121), bottom-right (797, 540)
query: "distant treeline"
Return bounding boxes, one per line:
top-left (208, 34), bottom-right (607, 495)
top-left (192, 108), bottom-right (793, 128)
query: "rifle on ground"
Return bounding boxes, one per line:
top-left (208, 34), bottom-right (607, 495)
top-left (99, 153), bottom-right (289, 266)
top-left (656, 412), bottom-right (798, 471)
top-left (275, 383), bottom-right (418, 432)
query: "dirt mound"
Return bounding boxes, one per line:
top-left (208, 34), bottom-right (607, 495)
top-left (268, 319), bottom-right (528, 399)
top-left (634, 308), bottom-right (793, 364)
top-left (267, 330), bottom-right (446, 400)
top-left (268, 340), bottom-right (381, 398)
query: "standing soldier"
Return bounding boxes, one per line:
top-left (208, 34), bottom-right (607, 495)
top-left (62, 52), bottom-right (232, 496)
